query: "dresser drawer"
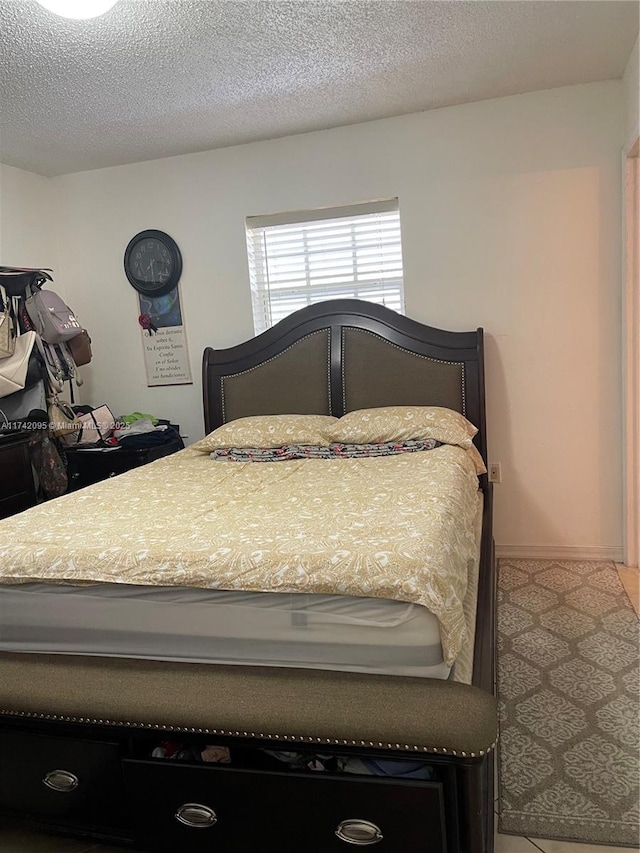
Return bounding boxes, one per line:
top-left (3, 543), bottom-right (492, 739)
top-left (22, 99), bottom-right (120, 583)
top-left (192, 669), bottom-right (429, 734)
top-left (124, 759), bottom-right (446, 852)
top-left (0, 443), bottom-right (27, 499)
top-left (0, 436), bottom-right (36, 518)
top-left (0, 731), bottom-right (127, 831)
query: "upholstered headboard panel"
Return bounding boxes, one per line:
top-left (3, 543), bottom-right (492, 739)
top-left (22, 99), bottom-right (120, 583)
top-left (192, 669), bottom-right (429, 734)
top-left (221, 330), bottom-right (331, 423)
top-left (341, 327), bottom-right (465, 415)
top-left (203, 299), bottom-right (487, 464)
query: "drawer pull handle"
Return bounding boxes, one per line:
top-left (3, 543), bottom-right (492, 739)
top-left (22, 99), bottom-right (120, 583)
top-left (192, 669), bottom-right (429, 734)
top-left (336, 819), bottom-right (384, 845)
top-left (42, 770), bottom-right (79, 793)
top-left (175, 803), bottom-right (217, 829)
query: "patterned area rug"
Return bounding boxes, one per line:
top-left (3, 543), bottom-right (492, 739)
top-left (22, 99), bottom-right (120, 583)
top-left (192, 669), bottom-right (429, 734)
top-left (497, 559), bottom-right (639, 847)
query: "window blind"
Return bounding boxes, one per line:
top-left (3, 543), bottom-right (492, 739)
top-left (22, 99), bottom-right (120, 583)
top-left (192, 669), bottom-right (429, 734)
top-left (246, 199), bottom-right (405, 334)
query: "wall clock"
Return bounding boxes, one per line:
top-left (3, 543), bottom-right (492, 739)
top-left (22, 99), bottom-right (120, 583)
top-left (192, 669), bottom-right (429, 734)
top-left (124, 230), bottom-right (182, 298)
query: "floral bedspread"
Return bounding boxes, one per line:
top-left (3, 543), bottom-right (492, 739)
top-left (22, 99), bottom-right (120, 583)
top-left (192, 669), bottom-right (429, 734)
top-left (0, 444), bottom-right (482, 665)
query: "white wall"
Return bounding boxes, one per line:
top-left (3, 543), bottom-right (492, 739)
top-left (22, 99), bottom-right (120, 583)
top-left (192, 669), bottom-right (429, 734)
top-left (52, 80), bottom-right (624, 555)
top-left (0, 164), bottom-right (61, 284)
top-left (623, 36), bottom-right (639, 146)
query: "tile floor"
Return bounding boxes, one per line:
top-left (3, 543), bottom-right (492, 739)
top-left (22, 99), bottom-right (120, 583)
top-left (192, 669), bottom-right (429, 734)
top-left (1, 818), bottom-right (638, 852)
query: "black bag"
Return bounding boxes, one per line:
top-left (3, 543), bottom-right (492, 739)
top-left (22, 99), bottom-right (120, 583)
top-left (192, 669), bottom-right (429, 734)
top-left (0, 267), bottom-right (53, 298)
top-left (117, 424), bottom-right (183, 451)
top-left (0, 383), bottom-right (47, 426)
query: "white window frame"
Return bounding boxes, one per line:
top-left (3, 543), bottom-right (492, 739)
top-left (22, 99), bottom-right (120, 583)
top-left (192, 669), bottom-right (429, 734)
top-left (246, 199), bottom-right (405, 335)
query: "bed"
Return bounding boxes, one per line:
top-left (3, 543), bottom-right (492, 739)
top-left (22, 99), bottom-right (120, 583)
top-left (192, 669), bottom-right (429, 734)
top-left (0, 299), bottom-right (496, 853)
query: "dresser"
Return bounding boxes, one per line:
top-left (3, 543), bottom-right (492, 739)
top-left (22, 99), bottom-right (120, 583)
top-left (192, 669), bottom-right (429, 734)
top-left (0, 431), bottom-right (37, 519)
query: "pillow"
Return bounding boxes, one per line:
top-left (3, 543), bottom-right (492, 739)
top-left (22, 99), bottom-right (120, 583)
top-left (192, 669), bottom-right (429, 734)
top-left (191, 414), bottom-right (339, 453)
top-left (329, 406), bottom-right (486, 473)
top-left (330, 406), bottom-right (476, 443)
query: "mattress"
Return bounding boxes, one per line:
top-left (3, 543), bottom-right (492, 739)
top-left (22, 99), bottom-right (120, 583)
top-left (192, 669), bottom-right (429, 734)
top-left (0, 586), bottom-right (450, 678)
top-left (0, 443), bottom-right (482, 666)
top-left (0, 495), bottom-right (483, 682)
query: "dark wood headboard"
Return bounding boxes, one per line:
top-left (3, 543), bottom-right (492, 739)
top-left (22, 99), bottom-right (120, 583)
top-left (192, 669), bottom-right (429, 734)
top-left (202, 299), bottom-right (487, 467)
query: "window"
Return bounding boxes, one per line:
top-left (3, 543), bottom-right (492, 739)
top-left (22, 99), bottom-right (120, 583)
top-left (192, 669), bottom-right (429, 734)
top-left (246, 199), bottom-right (405, 334)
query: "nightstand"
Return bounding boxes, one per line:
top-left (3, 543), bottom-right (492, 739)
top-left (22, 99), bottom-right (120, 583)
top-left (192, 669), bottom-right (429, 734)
top-left (65, 433), bottom-right (184, 491)
top-left (0, 431), bottom-right (37, 518)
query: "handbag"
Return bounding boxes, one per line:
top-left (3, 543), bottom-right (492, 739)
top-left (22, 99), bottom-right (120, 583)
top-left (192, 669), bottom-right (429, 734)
top-left (0, 286), bottom-right (15, 358)
top-left (47, 394), bottom-right (81, 438)
top-left (0, 330), bottom-right (37, 398)
top-left (57, 340), bottom-right (83, 387)
top-left (67, 329), bottom-right (93, 367)
top-left (0, 380), bottom-right (47, 426)
top-left (67, 330), bottom-right (92, 367)
top-left (26, 286), bottom-right (82, 344)
top-left (61, 404), bottom-right (115, 447)
top-left (34, 335), bottom-right (65, 394)
top-left (0, 306), bottom-right (14, 359)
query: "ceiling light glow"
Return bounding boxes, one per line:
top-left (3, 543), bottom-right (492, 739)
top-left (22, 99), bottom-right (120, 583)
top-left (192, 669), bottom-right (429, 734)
top-left (36, 0), bottom-right (118, 19)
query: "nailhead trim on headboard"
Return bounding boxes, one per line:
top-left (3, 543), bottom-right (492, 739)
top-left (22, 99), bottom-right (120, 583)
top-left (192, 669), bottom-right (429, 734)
top-left (341, 328), bottom-right (466, 416)
top-left (220, 330), bottom-right (332, 421)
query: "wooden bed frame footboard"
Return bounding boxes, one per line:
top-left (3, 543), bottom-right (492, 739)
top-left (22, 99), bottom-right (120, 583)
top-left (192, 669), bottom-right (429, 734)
top-left (0, 300), bottom-right (496, 853)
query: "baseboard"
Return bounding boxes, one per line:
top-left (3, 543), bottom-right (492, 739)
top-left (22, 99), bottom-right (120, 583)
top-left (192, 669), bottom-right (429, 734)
top-left (496, 545), bottom-right (624, 562)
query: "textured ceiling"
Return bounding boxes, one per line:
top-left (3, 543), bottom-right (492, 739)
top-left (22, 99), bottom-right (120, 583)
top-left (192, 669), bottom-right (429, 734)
top-left (0, 0), bottom-right (637, 176)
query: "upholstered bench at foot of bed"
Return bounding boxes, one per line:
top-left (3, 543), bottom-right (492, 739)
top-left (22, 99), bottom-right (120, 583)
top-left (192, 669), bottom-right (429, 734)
top-left (0, 654), bottom-right (497, 853)
top-left (0, 653), bottom-right (497, 756)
